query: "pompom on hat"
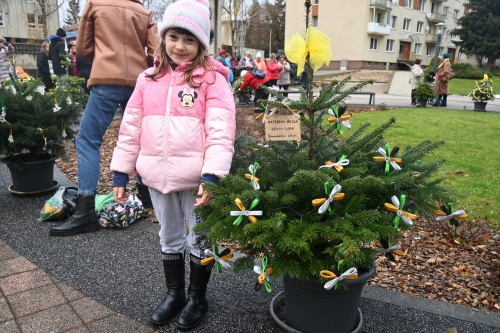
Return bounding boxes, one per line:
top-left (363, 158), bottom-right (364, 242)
top-left (158, 0), bottom-right (211, 51)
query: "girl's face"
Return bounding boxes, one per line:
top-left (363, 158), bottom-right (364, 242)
top-left (164, 29), bottom-right (200, 65)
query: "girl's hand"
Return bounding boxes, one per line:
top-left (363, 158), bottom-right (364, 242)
top-left (194, 183), bottom-right (212, 207)
top-left (114, 186), bottom-right (128, 205)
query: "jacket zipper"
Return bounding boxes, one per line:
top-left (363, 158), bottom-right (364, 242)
top-left (163, 70), bottom-right (176, 191)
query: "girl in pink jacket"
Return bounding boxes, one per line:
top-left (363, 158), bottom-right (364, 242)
top-left (109, 0), bottom-right (235, 330)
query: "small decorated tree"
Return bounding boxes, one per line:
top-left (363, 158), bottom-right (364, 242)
top-left (469, 74), bottom-right (494, 102)
top-left (0, 76), bottom-right (86, 166)
top-left (197, 0), bottom-right (452, 280)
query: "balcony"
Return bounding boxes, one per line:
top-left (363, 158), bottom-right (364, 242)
top-left (425, 34), bottom-right (438, 43)
top-left (426, 12), bottom-right (446, 23)
top-left (369, 0), bottom-right (392, 10)
top-left (367, 22), bottom-right (391, 35)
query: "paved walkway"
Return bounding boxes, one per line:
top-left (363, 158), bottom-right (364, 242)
top-left (2, 82), bottom-right (500, 332)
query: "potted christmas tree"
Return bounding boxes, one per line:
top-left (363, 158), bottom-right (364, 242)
top-left (469, 74), bottom-right (494, 111)
top-left (0, 73), bottom-right (86, 194)
top-left (414, 82), bottom-right (435, 108)
top-left (196, 2), bottom-right (452, 332)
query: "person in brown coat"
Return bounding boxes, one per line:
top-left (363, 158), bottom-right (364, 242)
top-left (50, 0), bottom-right (160, 237)
top-left (432, 53), bottom-right (452, 107)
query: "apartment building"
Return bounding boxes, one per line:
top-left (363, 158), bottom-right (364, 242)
top-left (285, 0), bottom-right (477, 70)
top-left (0, 0), bottom-right (61, 73)
top-left (221, 20), bottom-right (247, 55)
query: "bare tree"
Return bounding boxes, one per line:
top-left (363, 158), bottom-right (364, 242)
top-left (222, 0), bottom-right (252, 55)
top-left (35, 0), bottom-right (66, 41)
top-left (143, 0), bottom-right (172, 23)
top-left (63, 0), bottom-right (80, 27)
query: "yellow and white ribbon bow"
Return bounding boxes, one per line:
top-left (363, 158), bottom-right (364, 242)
top-left (254, 256), bottom-right (273, 292)
top-left (285, 27), bottom-right (332, 77)
top-left (376, 243), bottom-right (402, 254)
top-left (320, 267), bottom-right (358, 290)
top-left (384, 195), bottom-right (417, 227)
top-left (312, 183), bottom-right (345, 214)
top-left (230, 198), bottom-right (262, 226)
top-left (327, 108), bottom-right (352, 134)
top-left (436, 203), bottom-right (467, 227)
top-left (319, 156), bottom-right (350, 171)
top-left (35, 85), bottom-right (45, 95)
top-left (374, 146), bottom-right (402, 172)
top-left (244, 162), bottom-right (260, 190)
top-left (202, 246), bottom-right (233, 272)
top-left (436, 210), bottom-right (467, 222)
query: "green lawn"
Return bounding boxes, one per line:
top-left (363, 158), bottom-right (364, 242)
top-left (449, 76), bottom-right (500, 95)
top-left (346, 108), bottom-right (500, 224)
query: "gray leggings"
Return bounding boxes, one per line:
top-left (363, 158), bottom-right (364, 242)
top-left (149, 188), bottom-right (208, 258)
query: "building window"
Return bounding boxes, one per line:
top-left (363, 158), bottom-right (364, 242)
top-left (0, 11), bottom-right (3, 27)
top-left (439, 47), bottom-right (444, 56)
top-left (416, 21), bottom-right (423, 33)
top-left (26, 0), bottom-right (35, 2)
top-left (426, 45), bottom-right (434, 56)
top-left (403, 19), bottom-right (410, 31)
top-left (443, 6), bottom-right (449, 17)
top-left (370, 38), bottom-right (378, 50)
top-left (367, 61), bottom-right (371, 66)
top-left (38, 16), bottom-right (44, 30)
top-left (466, 53), bottom-right (471, 59)
top-left (374, 62), bottom-right (378, 66)
top-left (415, 43), bottom-right (421, 55)
top-left (457, 49), bottom-right (462, 59)
top-left (390, 16), bottom-right (397, 29)
top-left (314, 0), bottom-right (319, 3)
top-left (312, 16), bottom-right (318, 27)
top-left (453, 10), bottom-right (459, 21)
top-left (419, 0), bottom-right (425, 11)
top-left (405, 0), bottom-right (412, 8)
top-left (386, 39), bottom-right (394, 52)
top-left (376, 12), bottom-right (382, 23)
top-left (27, 14), bottom-right (36, 29)
top-left (431, 2), bottom-right (435, 13)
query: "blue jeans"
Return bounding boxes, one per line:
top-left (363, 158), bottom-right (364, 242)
top-left (76, 85), bottom-right (134, 195)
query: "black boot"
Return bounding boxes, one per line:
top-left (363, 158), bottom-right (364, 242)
top-left (150, 253), bottom-right (186, 326)
top-left (50, 195), bottom-right (100, 236)
top-left (136, 183), bottom-right (153, 208)
top-left (175, 254), bottom-right (213, 331)
top-left (439, 94), bottom-right (447, 107)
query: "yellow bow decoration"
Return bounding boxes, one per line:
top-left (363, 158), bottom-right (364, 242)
top-left (285, 27), bottom-right (332, 77)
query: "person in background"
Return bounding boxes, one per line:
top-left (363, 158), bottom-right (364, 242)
top-left (410, 58), bottom-right (423, 105)
top-left (224, 54), bottom-right (234, 84)
top-left (301, 63), bottom-right (308, 89)
top-left (239, 68), bottom-right (270, 107)
top-left (49, 28), bottom-right (68, 78)
top-left (238, 50), bottom-right (255, 70)
top-left (0, 36), bottom-right (14, 82)
top-left (277, 55), bottom-right (291, 96)
top-left (233, 54), bottom-right (242, 77)
top-left (70, 45), bottom-right (81, 78)
top-left (76, 54), bottom-right (92, 94)
top-left (433, 53), bottom-right (452, 107)
top-left (37, 41), bottom-right (54, 91)
top-left (110, 0), bottom-right (235, 329)
top-left (214, 49), bottom-right (227, 66)
top-left (229, 53), bottom-right (237, 68)
top-left (49, 0), bottom-right (159, 237)
top-left (426, 71), bottom-right (436, 83)
top-left (254, 52), bottom-right (267, 75)
top-left (266, 53), bottom-right (282, 87)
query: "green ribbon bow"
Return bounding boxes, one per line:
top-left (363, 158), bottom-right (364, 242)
top-left (231, 198), bottom-right (261, 226)
top-left (254, 256), bottom-right (273, 293)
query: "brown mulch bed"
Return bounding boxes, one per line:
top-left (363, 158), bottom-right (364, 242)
top-left (56, 106), bottom-right (500, 313)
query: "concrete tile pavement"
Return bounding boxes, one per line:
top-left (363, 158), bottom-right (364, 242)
top-left (0, 240), bottom-right (154, 333)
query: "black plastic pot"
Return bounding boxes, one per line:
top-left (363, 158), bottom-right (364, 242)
top-left (283, 263), bottom-right (376, 333)
top-left (473, 101), bottom-right (487, 111)
top-left (5, 154), bottom-right (57, 193)
top-left (416, 98), bottom-right (428, 108)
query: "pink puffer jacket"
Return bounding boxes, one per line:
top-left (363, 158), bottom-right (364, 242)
top-left (110, 59), bottom-right (236, 193)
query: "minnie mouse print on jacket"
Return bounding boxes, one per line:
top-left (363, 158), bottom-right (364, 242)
top-left (110, 58), bottom-right (236, 194)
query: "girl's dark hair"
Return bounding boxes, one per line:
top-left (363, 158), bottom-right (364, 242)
top-left (146, 27), bottom-right (216, 89)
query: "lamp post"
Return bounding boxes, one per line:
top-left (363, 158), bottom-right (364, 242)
top-left (432, 22), bottom-right (446, 74)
